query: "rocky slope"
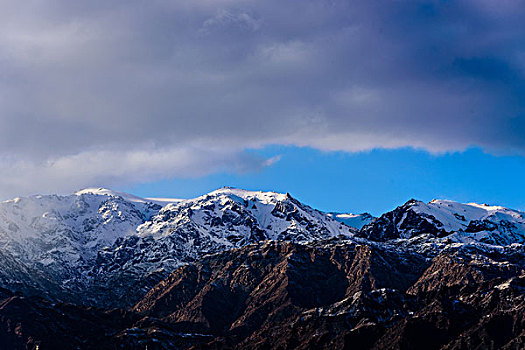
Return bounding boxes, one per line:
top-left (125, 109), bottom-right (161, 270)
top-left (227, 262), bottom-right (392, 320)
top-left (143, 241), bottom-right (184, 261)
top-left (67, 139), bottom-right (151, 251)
top-left (0, 287), bottom-right (212, 350)
top-left (132, 239), bottom-right (525, 349)
top-left (0, 189), bottom-right (160, 304)
top-left (0, 239), bottom-right (521, 349)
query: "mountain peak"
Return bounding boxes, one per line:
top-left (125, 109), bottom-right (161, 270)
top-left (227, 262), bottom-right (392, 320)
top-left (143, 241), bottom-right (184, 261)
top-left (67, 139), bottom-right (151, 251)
top-left (204, 187), bottom-right (289, 202)
top-left (403, 198), bottom-right (425, 207)
top-left (75, 187), bottom-right (126, 197)
top-left (360, 197), bottom-right (525, 244)
top-left (75, 187), bottom-right (151, 204)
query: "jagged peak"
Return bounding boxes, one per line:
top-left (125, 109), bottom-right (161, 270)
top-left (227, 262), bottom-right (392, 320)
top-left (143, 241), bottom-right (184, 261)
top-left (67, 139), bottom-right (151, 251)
top-left (400, 198), bottom-right (425, 208)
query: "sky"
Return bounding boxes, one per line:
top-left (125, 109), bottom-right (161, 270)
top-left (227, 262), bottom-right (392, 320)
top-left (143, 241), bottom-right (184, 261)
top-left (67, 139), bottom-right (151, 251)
top-left (124, 146), bottom-right (525, 216)
top-left (0, 0), bottom-right (524, 214)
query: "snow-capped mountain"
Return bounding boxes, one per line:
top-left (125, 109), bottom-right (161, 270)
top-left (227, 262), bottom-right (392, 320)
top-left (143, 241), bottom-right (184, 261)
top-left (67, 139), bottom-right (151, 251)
top-left (0, 188), bottom-right (524, 308)
top-left (360, 198), bottom-right (525, 245)
top-left (90, 188), bottom-right (355, 306)
top-left (0, 187), bottom-right (353, 306)
top-left (139, 187), bottom-right (353, 242)
top-left (0, 189), bottom-right (161, 301)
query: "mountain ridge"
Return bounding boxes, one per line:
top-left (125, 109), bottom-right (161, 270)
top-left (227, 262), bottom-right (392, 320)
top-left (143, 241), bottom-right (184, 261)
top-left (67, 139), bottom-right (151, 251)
top-left (0, 187), bottom-right (522, 348)
top-left (0, 187), bottom-right (523, 309)
top-left (0, 187), bottom-right (355, 307)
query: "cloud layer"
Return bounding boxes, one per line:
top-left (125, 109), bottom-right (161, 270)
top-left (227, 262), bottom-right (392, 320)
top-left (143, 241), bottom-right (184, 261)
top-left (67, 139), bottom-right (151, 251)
top-left (0, 0), bottom-right (524, 197)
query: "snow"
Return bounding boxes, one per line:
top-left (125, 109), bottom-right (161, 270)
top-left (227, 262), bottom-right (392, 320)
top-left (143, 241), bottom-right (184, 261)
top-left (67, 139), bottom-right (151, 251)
top-left (0, 188), bottom-right (161, 294)
top-left (495, 281), bottom-right (511, 290)
top-left (0, 186), bottom-right (360, 304)
top-left (75, 187), bottom-right (152, 204)
top-left (407, 199), bottom-right (525, 245)
top-left (416, 199), bottom-right (524, 229)
top-left (191, 187), bottom-right (290, 206)
top-left (145, 197), bottom-right (185, 205)
top-left (327, 212), bottom-right (374, 229)
top-left (136, 187), bottom-right (353, 243)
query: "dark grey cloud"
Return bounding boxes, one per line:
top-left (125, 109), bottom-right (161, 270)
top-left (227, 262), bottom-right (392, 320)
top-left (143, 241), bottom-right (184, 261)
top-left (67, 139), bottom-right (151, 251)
top-left (0, 0), bottom-right (524, 196)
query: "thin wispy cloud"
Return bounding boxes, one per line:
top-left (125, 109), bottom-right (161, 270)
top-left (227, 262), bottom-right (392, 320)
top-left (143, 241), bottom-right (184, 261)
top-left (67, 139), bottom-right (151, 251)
top-left (0, 0), bottom-right (523, 197)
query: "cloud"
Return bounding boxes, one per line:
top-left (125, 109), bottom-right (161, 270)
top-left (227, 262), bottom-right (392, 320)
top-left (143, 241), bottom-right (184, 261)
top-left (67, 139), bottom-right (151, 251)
top-left (0, 0), bottom-right (523, 196)
top-left (200, 9), bottom-right (261, 34)
top-left (0, 145), bottom-right (269, 198)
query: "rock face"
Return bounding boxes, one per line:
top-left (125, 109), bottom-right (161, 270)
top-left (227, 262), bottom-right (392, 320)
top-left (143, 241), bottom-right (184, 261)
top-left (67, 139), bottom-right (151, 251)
top-left (0, 287), bottom-right (212, 350)
top-left (134, 242), bottom-right (424, 334)
top-left (91, 188), bottom-right (354, 307)
top-left (132, 240), bottom-right (426, 336)
top-left (132, 240), bottom-right (524, 350)
top-left (0, 239), bottom-right (521, 349)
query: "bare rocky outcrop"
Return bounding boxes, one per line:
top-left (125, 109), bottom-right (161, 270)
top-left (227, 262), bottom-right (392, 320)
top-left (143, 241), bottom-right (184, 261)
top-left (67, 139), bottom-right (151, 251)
top-left (0, 238), bottom-right (523, 349)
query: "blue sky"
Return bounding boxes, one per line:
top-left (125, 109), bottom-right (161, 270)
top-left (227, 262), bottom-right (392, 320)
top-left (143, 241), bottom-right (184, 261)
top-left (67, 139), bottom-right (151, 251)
top-left (0, 0), bottom-right (524, 211)
top-left (124, 146), bottom-right (525, 215)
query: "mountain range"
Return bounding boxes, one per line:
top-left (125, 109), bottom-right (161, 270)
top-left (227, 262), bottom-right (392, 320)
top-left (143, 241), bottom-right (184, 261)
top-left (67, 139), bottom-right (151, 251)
top-left (0, 187), bottom-right (523, 349)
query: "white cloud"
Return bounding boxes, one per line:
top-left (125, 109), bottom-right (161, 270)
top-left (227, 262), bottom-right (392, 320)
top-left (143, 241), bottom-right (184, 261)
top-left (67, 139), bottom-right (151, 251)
top-left (0, 145), bottom-right (268, 198)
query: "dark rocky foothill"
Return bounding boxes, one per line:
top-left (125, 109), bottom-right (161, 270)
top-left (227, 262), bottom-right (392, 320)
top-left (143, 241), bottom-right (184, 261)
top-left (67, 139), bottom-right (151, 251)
top-left (0, 239), bottom-right (522, 349)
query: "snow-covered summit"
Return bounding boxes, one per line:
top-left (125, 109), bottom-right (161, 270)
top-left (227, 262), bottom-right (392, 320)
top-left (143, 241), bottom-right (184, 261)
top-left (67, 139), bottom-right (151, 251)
top-left (75, 187), bottom-right (184, 206)
top-left (0, 189), bottom-right (163, 302)
top-left (360, 198), bottom-right (525, 245)
top-left (74, 187), bottom-right (150, 203)
top-left (0, 189), bottom-right (156, 252)
top-left (206, 186), bottom-right (289, 202)
top-left (137, 186), bottom-right (352, 241)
